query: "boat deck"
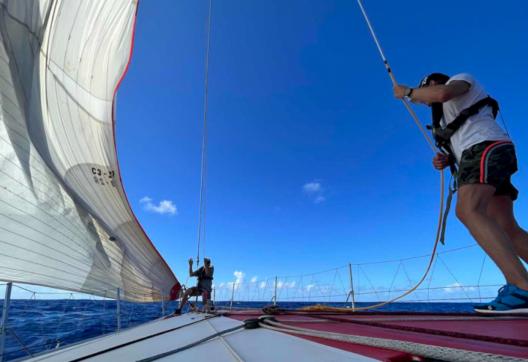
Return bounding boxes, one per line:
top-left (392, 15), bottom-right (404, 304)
top-left (24, 312), bottom-right (373, 361)
top-left (226, 309), bottom-right (528, 361)
top-left (22, 309), bottom-right (528, 361)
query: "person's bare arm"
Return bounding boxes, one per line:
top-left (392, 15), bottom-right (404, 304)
top-left (188, 258), bottom-right (195, 277)
top-left (393, 80), bottom-right (470, 104)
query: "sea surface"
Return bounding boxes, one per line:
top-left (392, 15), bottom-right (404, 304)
top-left (0, 300), bottom-right (475, 361)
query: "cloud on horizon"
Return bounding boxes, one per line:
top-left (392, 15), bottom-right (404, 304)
top-left (443, 282), bottom-right (476, 293)
top-left (225, 270), bottom-right (246, 291)
top-left (140, 196), bottom-right (177, 215)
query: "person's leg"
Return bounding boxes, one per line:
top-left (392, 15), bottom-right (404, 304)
top-left (179, 289), bottom-right (190, 309)
top-left (487, 195), bottom-right (528, 264)
top-left (456, 184), bottom-right (528, 290)
top-left (202, 290), bottom-right (210, 312)
top-left (175, 288), bottom-right (195, 314)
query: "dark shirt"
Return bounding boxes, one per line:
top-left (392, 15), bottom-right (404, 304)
top-left (192, 266), bottom-right (214, 291)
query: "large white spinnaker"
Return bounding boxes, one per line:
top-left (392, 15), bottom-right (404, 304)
top-left (0, 0), bottom-right (180, 302)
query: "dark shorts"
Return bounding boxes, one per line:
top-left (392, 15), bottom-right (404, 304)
top-left (457, 140), bottom-right (518, 200)
top-left (188, 286), bottom-right (211, 298)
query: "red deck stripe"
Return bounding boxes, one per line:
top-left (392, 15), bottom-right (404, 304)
top-left (302, 313), bottom-right (528, 347)
top-left (226, 310), bottom-right (528, 359)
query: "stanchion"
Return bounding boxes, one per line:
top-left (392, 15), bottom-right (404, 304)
top-left (0, 282), bottom-right (13, 362)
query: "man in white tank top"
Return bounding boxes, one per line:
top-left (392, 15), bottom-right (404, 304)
top-left (394, 73), bottom-right (528, 314)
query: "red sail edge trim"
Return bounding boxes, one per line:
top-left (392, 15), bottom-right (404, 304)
top-left (111, 0), bottom-right (181, 301)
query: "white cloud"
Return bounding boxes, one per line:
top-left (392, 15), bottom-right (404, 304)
top-left (303, 182), bottom-right (321, 194)
top-left (234, 270), bottom-right (245, 282)
top-left (233, 271), bottom-right (245, 289)
top-left (443, 282), bottom-right (476, 293)
top-left (302, 180), bottom-right (326, 204)
top-left (140, 196), bottom-right (177, 215)
top-left (276, 280), bottom-right (296, 289)
top-left (140, 196), bottom-right (152, 203)
top-left (259, 281), bottom-right (267, 289)
top-left (306, 284), bottom-right (315, 292)
top-left (286, 281), bottom-right (296, 289)
top-left (219, 271), bottom-right (247, 292)
top-left (314, 196), bottom-right (326, 204)
top-left (250, 276), bottom-right (258, 283)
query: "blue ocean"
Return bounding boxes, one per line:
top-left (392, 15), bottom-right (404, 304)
top-left (0, 300), bottom-right (474, 361)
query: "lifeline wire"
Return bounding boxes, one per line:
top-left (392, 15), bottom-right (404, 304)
top-left (352, 0), bottom-right (446, 311)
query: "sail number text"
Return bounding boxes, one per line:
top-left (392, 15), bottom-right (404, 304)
top-left (92, 167), bottom-right (116, 187)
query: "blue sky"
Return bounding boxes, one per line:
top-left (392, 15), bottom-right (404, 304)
top-left (115, 0), bottom-right (528, 297)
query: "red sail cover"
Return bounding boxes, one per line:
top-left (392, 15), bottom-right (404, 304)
top-left (0, 0), bottom-right (180, 301)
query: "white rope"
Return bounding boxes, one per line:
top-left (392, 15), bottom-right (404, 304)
top-left (356, 0), bottom-right (436, 152)
top-left (356, 0), bottom-right (388, 64)
top-left (196, 0), bottom-right (213, 266)
top-left (261, 319), bottom-right (527, 362)
top-left (343, 0), bottom-right (447, 311)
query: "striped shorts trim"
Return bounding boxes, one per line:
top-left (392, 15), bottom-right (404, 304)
top-left (479, 141), bottom-right (513, 183)
top-left (458, 140), bottom-right (518, 200)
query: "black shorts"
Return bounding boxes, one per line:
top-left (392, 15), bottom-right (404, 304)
top-left (457, 140), bottom-right (518, 200)
top-left (188, 286), bottom-right (211, 298)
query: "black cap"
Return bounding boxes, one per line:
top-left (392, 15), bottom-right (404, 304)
top-left (419, 73), bottom-right (450, 88)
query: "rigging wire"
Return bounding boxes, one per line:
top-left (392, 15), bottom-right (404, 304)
top-left (196, 0), bottom-right (213, 267)
top-left (499, 111), bottom-right (511, 138)
top-left (339, 0), bottom-right (446, 311)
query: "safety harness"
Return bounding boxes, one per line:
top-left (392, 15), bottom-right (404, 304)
top-left (196, 266), bottom-right (214, 282)
top-left (428, 96), bottom-right (500, 244)
top-left (429, 96), bottom-right (499, 157)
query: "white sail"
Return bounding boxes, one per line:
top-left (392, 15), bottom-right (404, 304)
top-left (0, 0), bottom-right (180, 302)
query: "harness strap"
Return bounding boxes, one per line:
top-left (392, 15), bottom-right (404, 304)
top-left (432, 96), bottom-right (500, 244)
top-left (448, 96), bottom-right (498, 131)
top-left (439, 175), bottom-right (457, 245)
top-left (433, 96), bottom-right (499, 147)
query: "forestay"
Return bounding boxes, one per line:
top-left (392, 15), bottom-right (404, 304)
top-left (0, 0), bottom-right (180, 301)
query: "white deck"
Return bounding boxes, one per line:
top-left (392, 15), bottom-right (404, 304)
top-left (24, 313), bottom-right (377, 361)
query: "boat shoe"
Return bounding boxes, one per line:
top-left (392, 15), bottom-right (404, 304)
top-left (472, 284), bottom-right (511, 310)
top-left (474, 284), bottom-right (528, 314)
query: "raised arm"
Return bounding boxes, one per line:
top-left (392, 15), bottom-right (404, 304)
top-left (188, 258), bottom-right (195, 277)
top-left (393, 80), bottom-right (470, 104)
